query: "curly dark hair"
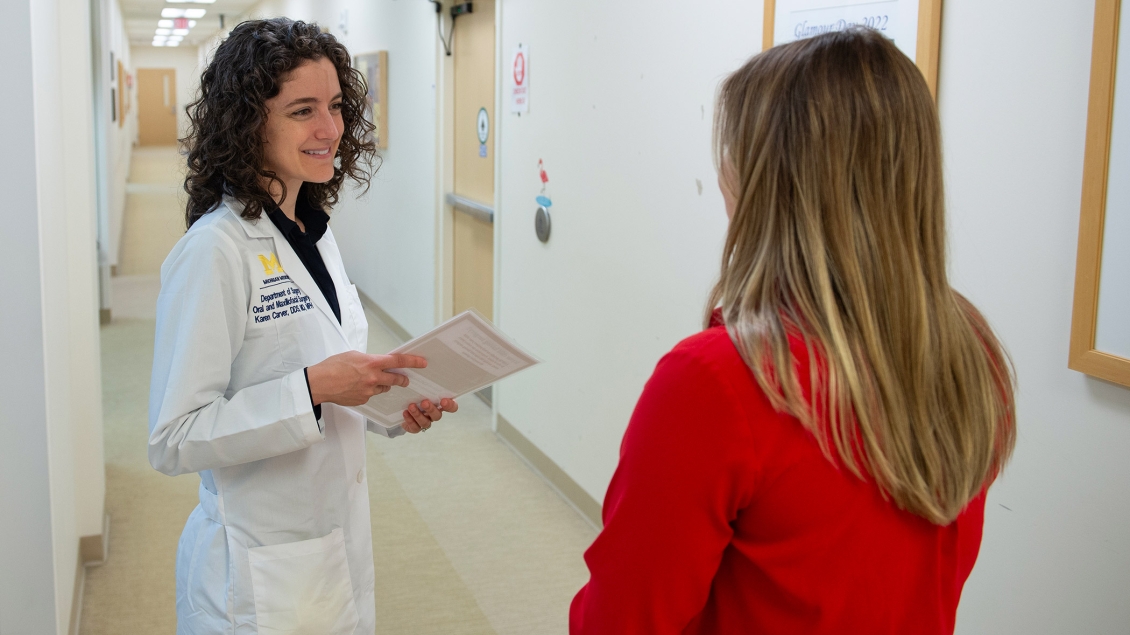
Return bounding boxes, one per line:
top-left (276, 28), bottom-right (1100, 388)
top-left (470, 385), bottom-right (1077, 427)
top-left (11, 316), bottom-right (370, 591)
top-left (182, 18), bottom-right (377, 228)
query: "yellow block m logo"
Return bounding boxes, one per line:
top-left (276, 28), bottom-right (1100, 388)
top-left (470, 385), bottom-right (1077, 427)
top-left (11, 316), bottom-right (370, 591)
top-left (257, 253), bottom-right (285, 276)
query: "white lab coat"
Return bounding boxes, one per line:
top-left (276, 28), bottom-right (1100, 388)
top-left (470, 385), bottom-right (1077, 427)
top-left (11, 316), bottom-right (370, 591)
top-left (149, 196), bottom-right (381, 635)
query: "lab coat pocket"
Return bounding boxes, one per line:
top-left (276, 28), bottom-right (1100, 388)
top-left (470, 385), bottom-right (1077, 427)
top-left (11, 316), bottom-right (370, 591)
top-left (247, 528), bottom-right (359, 635)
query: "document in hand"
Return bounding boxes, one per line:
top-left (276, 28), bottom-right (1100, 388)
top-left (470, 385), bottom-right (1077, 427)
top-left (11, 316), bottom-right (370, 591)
top-left (351, 310), bottom-right (540, 437)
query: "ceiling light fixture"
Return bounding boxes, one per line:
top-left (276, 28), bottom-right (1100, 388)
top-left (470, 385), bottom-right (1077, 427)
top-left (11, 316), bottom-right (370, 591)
top-left (155, 28), bottom-right (171, 35)
top-left (161, 8), bottom-right (206, 18)
top-left (157, 19), bottom-right (173, 28)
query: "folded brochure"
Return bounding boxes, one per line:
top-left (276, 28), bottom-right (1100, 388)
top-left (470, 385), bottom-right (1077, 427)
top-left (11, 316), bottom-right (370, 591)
top-left (351, 310), bottom-right (540, 437)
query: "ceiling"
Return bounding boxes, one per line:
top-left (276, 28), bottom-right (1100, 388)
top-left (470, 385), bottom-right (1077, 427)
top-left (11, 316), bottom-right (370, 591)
top-left (121, 0), bottom-right (262, 48)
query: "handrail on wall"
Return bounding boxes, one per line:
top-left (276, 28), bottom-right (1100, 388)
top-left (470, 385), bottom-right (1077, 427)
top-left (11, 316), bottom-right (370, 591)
top-left (445, 193), bottom-right (494, 224)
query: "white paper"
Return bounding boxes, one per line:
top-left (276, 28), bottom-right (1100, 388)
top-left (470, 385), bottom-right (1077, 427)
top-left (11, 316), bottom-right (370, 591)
top-left (351, 310), bottom-right (539, 435)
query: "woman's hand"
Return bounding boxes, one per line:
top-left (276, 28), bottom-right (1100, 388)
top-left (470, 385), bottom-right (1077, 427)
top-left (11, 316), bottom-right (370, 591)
top-left (402, 398), bottom-right (459, 434)
top-left (307, 351), bottom-right (427, 407)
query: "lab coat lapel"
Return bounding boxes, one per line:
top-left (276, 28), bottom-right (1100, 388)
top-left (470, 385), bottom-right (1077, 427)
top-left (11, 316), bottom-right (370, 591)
top-left (267, 224), bottom-right (349, 345)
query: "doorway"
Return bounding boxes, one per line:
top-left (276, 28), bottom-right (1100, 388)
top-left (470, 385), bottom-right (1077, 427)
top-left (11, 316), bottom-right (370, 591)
top-left (448, 0), bottom-right (496, 321)
top-left (137, 68), bottom-right (178, 146)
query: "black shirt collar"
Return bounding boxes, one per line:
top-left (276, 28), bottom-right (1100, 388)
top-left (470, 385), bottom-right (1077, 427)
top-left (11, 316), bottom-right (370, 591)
top-left (265, 193), bottom-right (330, 243)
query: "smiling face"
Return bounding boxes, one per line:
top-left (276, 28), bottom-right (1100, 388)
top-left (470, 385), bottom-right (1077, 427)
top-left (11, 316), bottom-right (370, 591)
top-left (261, 57), bottom-right (344, 205)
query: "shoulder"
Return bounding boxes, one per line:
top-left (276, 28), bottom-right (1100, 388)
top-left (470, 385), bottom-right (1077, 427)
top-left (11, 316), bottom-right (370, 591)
top-left (162, 205), bottom-right (248, 279)
top-left (657, 326), bottom-right (754, 389)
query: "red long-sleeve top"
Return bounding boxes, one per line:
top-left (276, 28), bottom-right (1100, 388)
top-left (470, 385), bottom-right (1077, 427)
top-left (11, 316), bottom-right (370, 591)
top-left (570, 322), bottom-right (986, 634)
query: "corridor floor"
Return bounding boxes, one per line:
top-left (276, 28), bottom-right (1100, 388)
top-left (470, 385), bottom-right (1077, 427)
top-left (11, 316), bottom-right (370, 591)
top-left (81, 147), bottom-right (596, 634)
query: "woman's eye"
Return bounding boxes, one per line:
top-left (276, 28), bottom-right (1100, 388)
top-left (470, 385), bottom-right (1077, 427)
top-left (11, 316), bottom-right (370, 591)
top-left (330, 102), bottom-right (343, 111)
top-left (293, 108), bottom-right (311, 117)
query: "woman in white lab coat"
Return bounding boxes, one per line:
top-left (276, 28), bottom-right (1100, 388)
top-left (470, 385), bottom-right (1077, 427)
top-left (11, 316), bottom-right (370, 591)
top-left (149, 18), bottom-right (456, 634)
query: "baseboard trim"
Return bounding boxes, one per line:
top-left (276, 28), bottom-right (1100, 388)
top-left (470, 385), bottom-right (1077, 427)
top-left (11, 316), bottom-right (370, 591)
top-left (496, 415), bottom-right (603, 530)
top-left (355, 289), bottom-right (412, 343)
top-left (71, 515), bottom-right (109, 635)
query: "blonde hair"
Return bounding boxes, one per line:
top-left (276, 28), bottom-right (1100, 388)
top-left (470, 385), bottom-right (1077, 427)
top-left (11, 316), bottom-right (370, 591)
top-left (708, 28), bottom-right (1015, 524)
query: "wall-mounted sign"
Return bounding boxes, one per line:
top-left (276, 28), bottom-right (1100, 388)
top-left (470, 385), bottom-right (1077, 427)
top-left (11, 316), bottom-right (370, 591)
top-left (354, 51), bottom-right (389, 149)
top-left (763, 0), bottom-right (943, 96)
top-left (510, 43), bottom-right (529, 114)
top-left (477, 107), bottom-right (489, 157)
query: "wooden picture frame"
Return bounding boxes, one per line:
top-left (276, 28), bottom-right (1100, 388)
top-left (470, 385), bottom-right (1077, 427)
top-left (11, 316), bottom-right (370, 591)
top-left (1069, 0), bottom-right (1130, 388)
top-left (763, 0), bottom-right (944, 97)
top-left (354, 51), bottom-right (389, 149)
top-left (117, 60), bottom-right (126, 129)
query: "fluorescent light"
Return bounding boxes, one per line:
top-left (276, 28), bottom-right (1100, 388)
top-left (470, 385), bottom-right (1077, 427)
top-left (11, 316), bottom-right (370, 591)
top-left (158, 19), bottom-right (173, 28)
top-left (172, 28), bottom-right (189, 36)
top-left (152, 40), bottom-right (166, 46)
top-left (189, 20), bottom-right (197, 27)
top-left (167, 36), bottom-right (183, 42)
top-left (166, 41), bottom-right (181, 47)
top-left (166, 0), bottom-right (216, 3)
top-left (161, 8), bottom-right (204, 18)
top-left (155, 28), bottom-right (171, 35)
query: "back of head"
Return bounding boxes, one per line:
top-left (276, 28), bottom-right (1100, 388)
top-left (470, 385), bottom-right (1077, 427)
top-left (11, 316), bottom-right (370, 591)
top-left (182, 18), bottom-right (376, 228)
top-left (709, 28), bottom-right (1015, 524)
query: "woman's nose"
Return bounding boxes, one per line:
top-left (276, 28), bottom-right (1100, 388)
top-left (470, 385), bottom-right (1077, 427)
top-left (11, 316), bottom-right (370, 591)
top-left (314, 108), bottom-right (340, 140)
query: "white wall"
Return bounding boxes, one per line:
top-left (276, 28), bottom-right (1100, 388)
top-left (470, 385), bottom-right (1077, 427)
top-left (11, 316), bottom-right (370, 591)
top-left (494, 0), bottom-right (747, 507)
top-left (65, 0), bottom-right (107, 548)
top-left (203, 0), bottom-right (441, 338)
top-left (0, 1), bottom-right (59, 631)
top-left (1, 0), bottom-right (105, 631)
top-left (941, 0), bottom-right (1130, 632)
top-left (130, 46), bottom-right (202, 138)
top-left (101, 0), bottom-right (136, 269)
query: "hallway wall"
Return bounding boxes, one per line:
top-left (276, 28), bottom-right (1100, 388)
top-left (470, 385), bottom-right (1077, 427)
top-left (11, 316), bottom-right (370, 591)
top-left (940, 0), bottom-right (1130, 632)
top-left (1, 0), bottom-right (104, 631)
top-left (495, 1), bottom-right (1130, 633)
top-left (205, 0), bottom-right (442, 338)
top-left (100, 0), bottom-right (136, 270)
top-left (494, 0), bottom-right (751, 513)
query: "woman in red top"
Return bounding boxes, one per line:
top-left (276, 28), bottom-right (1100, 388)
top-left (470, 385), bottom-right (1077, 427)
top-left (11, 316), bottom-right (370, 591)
top-left (570, 28), bottom-right (1015, 635)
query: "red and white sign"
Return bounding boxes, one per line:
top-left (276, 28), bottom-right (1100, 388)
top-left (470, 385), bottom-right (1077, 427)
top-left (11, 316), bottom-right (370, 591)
top-left (510, 44), bottom-right (529, 114)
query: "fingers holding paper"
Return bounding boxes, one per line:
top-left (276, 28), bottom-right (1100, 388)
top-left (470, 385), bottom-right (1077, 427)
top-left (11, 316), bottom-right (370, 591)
top-left (307, 351), bottom-right (428, 407)
top-left (402, 398), bottom-right (459, 433)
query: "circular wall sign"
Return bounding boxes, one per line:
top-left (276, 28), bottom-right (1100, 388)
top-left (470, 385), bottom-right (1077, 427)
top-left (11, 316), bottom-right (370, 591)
top-left (513, 52), bottom-right (526, 86)
top-left (477, 108), bottom-right (489, 144)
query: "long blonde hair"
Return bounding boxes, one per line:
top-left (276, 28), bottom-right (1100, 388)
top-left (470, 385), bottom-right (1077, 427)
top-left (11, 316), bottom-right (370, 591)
top-left (708, 28), bottom-right (1015, 525)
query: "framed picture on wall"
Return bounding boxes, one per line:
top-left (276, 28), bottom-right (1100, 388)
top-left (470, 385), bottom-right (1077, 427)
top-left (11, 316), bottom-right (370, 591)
top-left (118, 60), bottom-right (126, 129)
top-left (762, 0), bottom-right (944, 96)
top-left (1070, 0), bottom-right (1130, 389)
top-left (354, 51), bottom-right (389, 149)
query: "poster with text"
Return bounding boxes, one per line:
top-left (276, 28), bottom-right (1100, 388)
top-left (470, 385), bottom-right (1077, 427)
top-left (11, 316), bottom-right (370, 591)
top-left (772, 0), bottom-right (920, 63)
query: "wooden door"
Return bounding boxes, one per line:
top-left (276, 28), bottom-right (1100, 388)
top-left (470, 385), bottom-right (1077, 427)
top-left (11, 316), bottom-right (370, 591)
top-left (137, 68), bottom-right (178, 146)
top-left (452, 0), bottom-right (495, 320)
